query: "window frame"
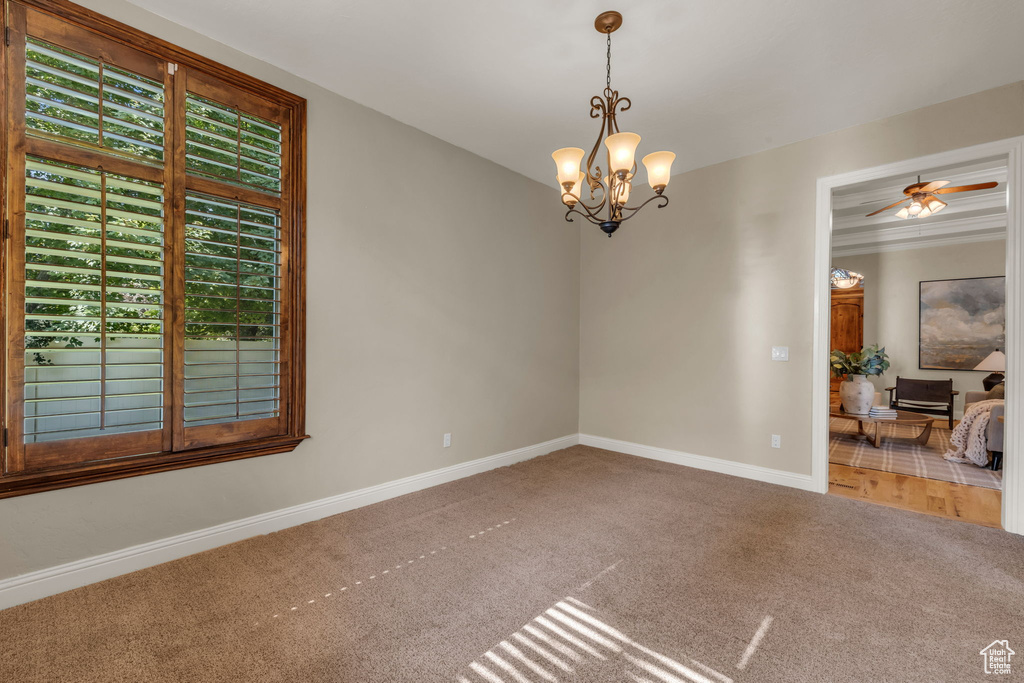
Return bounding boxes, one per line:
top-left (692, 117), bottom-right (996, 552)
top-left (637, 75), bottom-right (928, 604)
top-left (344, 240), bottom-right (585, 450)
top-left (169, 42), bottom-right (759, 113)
top-left (0, 0), bottom-right (308, 499)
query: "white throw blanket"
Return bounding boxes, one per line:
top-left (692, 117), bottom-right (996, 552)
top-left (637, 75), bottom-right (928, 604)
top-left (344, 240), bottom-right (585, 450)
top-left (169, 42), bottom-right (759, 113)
top-left (944, 399), bottom-right (1003, 467)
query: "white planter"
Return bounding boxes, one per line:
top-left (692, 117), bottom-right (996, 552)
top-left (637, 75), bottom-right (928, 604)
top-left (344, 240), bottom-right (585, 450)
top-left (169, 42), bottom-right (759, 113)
top-left (840, 374), bottom-right (874, 415)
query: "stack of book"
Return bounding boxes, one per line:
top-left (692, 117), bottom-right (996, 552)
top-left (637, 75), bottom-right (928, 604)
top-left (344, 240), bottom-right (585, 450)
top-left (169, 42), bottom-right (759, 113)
top-left (868, 405), bottom-right (898, 419)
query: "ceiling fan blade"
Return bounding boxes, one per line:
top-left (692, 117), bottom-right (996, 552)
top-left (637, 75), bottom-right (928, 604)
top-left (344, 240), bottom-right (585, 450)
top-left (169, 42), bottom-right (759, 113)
top-left (932, 181), bottom-right (999, 194)
top-left (902, 182), bottom-right (929, 195)
top-left (866, 197), bottom-right (911, 217)
top-left (918, 180), bottom-right (950, 193)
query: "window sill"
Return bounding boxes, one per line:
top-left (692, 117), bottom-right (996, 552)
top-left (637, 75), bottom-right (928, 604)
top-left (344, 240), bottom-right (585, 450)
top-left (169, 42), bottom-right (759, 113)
top-left (0, 434), bottom-right (311, 499)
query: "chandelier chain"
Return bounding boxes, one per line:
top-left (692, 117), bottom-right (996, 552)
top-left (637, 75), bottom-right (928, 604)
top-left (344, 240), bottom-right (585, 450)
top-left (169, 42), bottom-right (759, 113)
top-left (606, 30), bottom-right (612, 90)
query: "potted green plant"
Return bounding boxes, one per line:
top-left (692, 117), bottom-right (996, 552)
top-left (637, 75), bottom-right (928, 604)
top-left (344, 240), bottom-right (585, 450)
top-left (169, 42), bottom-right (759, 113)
top-left (831, 345), bottom-right (890, 414)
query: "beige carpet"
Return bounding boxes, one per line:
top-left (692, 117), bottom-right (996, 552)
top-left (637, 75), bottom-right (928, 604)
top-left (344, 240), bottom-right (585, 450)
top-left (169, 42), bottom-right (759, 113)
top-left (2, 445), bottom-right (1023, 682)
top-left (829, 417), bottom-right (1002, 489)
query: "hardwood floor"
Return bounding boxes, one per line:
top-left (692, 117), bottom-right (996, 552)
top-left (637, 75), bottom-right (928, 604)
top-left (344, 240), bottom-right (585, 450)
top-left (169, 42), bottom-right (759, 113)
top-left (829, 463), bottom-right (1002, 528)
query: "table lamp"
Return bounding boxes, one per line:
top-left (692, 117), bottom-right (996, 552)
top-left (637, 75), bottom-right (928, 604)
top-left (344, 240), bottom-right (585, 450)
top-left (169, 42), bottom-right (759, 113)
top-left (974, 349), bottom-right (1006, 391)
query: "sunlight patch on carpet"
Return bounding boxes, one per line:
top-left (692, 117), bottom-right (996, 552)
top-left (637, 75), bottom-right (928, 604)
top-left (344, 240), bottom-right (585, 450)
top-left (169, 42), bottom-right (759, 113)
top-left (457, 598), bottom-right (737, 683)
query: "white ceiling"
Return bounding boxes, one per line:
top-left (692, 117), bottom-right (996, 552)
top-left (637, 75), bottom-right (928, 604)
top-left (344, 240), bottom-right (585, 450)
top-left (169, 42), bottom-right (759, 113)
top-left (831, 156), bottom-right (1008, 257)
top-left (123, 0), bottom-right (1024, 185)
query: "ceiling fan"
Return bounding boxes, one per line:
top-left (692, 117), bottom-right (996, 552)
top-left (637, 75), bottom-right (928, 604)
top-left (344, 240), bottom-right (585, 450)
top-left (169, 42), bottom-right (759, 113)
top-left (865, 177), bottom-right (998, 219)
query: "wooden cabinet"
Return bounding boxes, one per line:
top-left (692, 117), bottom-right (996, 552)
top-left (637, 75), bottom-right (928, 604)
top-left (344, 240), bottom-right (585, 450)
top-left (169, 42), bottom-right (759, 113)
top-left (830, 288), bottom-right (864, 400)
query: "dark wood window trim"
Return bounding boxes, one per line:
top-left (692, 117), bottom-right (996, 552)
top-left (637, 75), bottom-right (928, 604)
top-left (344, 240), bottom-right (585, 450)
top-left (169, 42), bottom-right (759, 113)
top-left (0, 0), bottom-right (308, 499)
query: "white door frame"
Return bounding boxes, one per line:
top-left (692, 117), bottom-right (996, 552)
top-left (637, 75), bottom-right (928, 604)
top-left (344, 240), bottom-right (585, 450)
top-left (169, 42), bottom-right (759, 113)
top-left (812, 136), bottom-right (1024, 534)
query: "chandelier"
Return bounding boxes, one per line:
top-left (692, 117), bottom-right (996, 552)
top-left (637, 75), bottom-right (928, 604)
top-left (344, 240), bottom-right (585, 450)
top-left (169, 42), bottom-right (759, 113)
top-left (830, 268), bottom-right (864, 289)
top-left (552, 11), bottom-right (675, 237)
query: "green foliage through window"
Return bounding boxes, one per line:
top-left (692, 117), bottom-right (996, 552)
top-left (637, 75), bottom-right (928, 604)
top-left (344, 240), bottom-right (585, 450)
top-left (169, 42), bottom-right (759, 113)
top-left (185, 93), bottom-right (281, 194)
top-left (26, 38), bottom-right (165, 162)
top-left (24, 156), bottom-right (166, 442)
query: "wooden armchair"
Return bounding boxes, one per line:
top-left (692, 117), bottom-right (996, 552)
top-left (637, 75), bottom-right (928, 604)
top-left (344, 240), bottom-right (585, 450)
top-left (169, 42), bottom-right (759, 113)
top-left (886, 376), bottom-right (958, 429)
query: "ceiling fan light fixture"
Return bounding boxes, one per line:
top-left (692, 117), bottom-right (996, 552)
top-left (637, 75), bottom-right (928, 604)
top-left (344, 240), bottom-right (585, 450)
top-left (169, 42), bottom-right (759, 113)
top-left (865, 177), bottom-right (995, 219)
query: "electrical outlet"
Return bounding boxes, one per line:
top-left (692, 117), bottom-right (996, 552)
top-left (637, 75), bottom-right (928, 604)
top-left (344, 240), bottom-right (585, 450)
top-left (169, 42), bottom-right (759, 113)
top-left (771, 434), bottom-right (781, 449)
top-left (771, 346), bottom-right (789, 361)
top-left (443, 433), bottom-right (451, 448)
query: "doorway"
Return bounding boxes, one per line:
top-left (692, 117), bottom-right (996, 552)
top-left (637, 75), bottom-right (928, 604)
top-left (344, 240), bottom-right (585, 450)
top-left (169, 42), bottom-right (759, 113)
top-left (812, 138), bottom-right (1024, 533)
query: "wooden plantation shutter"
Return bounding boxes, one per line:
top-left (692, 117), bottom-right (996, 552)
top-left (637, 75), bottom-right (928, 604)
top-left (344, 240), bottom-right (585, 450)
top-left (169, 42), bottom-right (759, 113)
top-left (175, 72), bottom-right (291, 450)
top-left (180, 194), bottom-right (283, 448)
top-left (5, 6), bottom-right (172, 471)
top-left (1, 1), bottom-right (307, 498)
top-left (25, 37), bottom-right (167, 162)
top-left (19, 157), bottom-right (168, 467)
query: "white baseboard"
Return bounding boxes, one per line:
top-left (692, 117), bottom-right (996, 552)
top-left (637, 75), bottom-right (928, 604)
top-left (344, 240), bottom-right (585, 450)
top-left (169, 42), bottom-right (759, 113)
top-left (579, 433), bottom-right (817, 492)
top-left (0, 433), bottom-right (579, 611)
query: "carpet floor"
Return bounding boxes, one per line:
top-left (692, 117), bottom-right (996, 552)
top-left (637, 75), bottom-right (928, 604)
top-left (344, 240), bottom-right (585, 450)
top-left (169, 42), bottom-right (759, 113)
top-left (829, 417), bottom-right (1002, 489)
top-left (2, 445), bottom-right (1023, 682)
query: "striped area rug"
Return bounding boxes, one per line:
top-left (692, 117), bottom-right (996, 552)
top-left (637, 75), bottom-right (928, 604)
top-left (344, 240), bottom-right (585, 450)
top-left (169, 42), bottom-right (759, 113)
top-left (829, 417), bottom-right (1002, 489)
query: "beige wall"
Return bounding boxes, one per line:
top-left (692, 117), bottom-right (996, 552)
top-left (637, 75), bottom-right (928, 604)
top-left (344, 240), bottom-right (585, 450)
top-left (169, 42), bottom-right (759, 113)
top-left (4, 2), bottom-right (1024, 584)
top-left (839, 241), bottom-right (1006, 417)
top-left (0, 1), bottom-right (580, 580)
top-left (580, 81), bottom-right (1024, 474)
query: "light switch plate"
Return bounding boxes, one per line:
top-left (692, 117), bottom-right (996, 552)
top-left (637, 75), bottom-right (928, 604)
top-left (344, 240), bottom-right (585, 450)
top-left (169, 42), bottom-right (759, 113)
top-left (771, 346), bottom-right (789, 361)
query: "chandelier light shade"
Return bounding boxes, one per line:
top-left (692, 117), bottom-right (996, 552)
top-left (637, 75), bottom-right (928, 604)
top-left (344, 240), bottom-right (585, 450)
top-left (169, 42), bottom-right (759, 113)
top-left (552, 147), bottom-right (585, 187)
top-left (552, 11), bottom-right (674, 237)
top-left (643, 151), bottom-right (676, 191)
top-left (605, 132), bottom-right (642, 174)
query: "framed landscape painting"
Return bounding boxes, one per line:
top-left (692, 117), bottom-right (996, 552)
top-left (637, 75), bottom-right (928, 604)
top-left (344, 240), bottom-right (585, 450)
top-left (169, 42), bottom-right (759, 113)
top-left (920, 276), bottom-right (1005, 370)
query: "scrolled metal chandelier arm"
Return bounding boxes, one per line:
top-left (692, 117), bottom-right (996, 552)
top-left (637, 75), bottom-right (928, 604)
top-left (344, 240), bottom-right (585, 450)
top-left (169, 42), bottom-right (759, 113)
top-left (565, 187), bottom-right (606, 216)
top-left (562, 193), bottom-right (607, 224)
top-left (617, 193), bottom-right (670, 223)
top-left (581, 179), bottom-right (607, 208)
top-left (563, 181), bottom-right (670, 229)
top-left (550, 11), bottom-right (676, 237)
